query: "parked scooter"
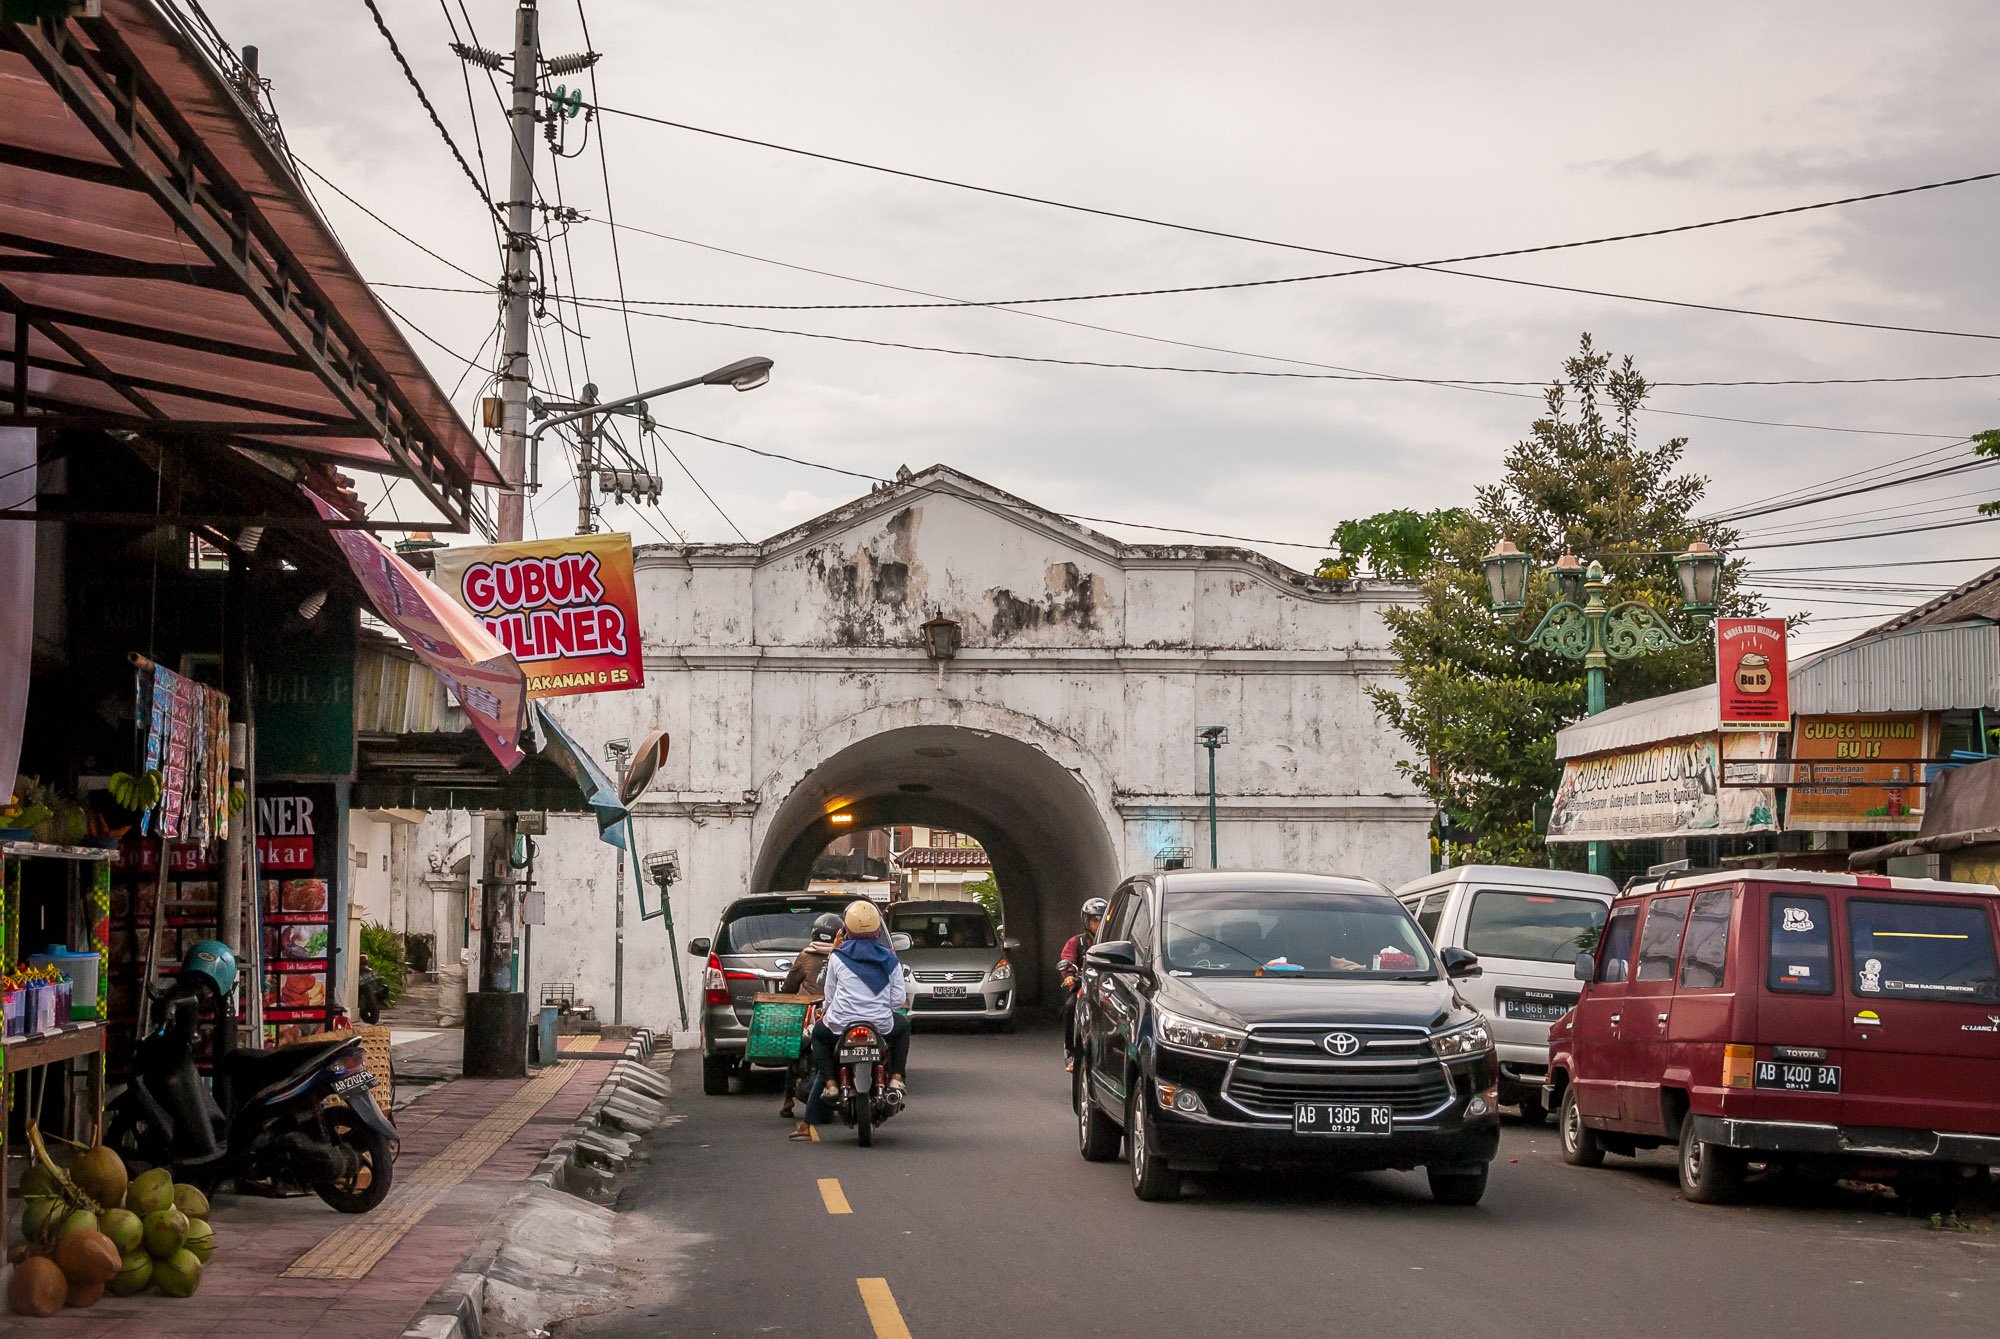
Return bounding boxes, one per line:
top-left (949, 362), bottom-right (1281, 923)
top-left (357, 952), bottom-right (383, 1025)
top-left (104, 941), bottom-right (398, 1213)
top-left (832, 1019), bottom-right (904, 1147)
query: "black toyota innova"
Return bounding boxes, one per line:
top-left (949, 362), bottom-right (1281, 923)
top-left (1075, 870), bottom-right (1501, 1203)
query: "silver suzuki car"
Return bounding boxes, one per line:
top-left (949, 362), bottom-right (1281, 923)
top-left (890, 900), bottom-right (1019, 1029)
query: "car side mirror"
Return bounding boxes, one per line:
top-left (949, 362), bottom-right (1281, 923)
top-left (687, 937), bottom-right (711, 958)
top-left (1440, 946), bottom-right (1482, 979)
top-left (890, 932), bottom-right (914, 952)
top-left (1002, 937), bottom-right (1022, 950)
top-left (1085, 940), bottom-right (1142, 972)
top-left (1574, 951), bottom-right (1595, 981)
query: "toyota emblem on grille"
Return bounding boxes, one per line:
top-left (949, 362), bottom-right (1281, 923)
top-left (1322, 1032), bottom-right (1361, 1057)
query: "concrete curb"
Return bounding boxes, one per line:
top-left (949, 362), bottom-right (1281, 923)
top-left (397, 1027), bottom-right (664, 1339)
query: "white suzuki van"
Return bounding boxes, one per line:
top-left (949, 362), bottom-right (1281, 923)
top-left (1395, 865), bottom-right (1615, 1122)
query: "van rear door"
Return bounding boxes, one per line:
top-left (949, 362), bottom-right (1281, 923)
top-left (1753, 885), bottom-right (1847, 1127)
top-left (1842, 893), bottom-right (2000, 1136)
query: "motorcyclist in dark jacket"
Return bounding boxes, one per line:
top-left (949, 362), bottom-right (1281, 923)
top-left (779, 913), bottom-right (843, 1120)
top-left (1060, 898), bottom-right (1108, 1071)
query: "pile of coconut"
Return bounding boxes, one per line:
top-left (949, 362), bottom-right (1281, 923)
top-left (7, 1125), bottom-right (215, 1316)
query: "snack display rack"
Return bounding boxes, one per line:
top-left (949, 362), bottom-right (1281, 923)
top-left (0, 840), bottom-right (114, 1243)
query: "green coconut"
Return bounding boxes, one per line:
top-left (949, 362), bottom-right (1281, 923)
top-left (70, 1144), bottom-right (128, 1213)
top-left (125, 1167), bottom-right (175, 1217)
top-left (55, 1209), bottom-right (99, 1244)
top-left (20, 1196), bottom-right (66, 1242)
top-left (172, 1183), bottom-right (210, 1220)
top-left (107, 1251), bottom-right (153, 1298)
top-left (18, 1163), bottom-right (59, 1200)
top-left (141, 1207), bottom-right (188, 1260)
top-left (97, 1207), bottom-right (143, 1256)
top-left (183, 1217), bottom-right (214, 1265)
top-left (152, 1248), bottom-right (202, 1299)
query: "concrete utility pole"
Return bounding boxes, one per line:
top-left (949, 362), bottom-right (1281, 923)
top-left (494, 0), bottom-right (540, 543)
top-left (574, 385), bottom-right (598, 536)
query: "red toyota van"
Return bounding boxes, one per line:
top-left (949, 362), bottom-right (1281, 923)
top-left (1544, 869), bottom-right (2000, 1207)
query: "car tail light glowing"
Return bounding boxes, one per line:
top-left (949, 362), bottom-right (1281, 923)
top-left (1722, 1043), bottom-right (1755, 1089)
top-left (703, 953), bottom-right (729, 1006)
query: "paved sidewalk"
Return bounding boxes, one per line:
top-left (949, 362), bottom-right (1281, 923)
top-left (2, 1058), bottom-right (618, 1339)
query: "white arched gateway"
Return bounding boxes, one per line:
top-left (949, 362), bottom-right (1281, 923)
top-left (502, 466), bottom-right (1430, 1030)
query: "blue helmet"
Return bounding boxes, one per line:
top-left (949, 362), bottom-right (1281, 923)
top-left (181, 940), bottom-right (238, 996)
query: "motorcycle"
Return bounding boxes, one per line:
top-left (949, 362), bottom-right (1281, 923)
top-left (105, 978), bottom-right (398, 1213)
top-left (357, 953), bottom-right (383, 1025)
top-left (833, 1019), bottom-right (904, 1147)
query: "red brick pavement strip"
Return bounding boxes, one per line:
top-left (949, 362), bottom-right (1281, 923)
top-left (3, 1058), bottom-right (617, 1339)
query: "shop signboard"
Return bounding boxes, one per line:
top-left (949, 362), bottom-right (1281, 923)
top-left (1788, 714), bottom-right (1928, 832)
top-left (431, 533), bottom-right (645, 698)
top-left (257, 780), bottom-right (338, 1044)
top-left (1547, 732), bottom-right (1779, 844)
top-left (253, 587), bottom-right (356, 778)
top-left (1717, 617), bottom-right (1789, 731)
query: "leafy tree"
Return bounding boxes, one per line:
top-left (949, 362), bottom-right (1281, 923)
top-left (963, 874), bottom-right (1003, 920)
top-left (1364, 334), bottom-right (1759, 864)
top-left (1974, 429), bottom-right (2000, 513)
top-left (1317, 508), bottom-right (1469, 579)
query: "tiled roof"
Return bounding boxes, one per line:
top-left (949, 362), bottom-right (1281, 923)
top-left (895, 847), bottom-right (990, 870)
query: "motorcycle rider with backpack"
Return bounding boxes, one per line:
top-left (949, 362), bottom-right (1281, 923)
top-left (793, 901), bottom-right (908, 1140)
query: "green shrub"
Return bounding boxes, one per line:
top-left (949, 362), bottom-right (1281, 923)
top-left (359, 922), bottom-right (406, 1008)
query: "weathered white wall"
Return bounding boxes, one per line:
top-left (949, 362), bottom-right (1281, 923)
top-left (430, 469), bottom-right (1431, 1034)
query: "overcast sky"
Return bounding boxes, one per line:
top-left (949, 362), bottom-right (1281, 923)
top-left (206, 0), bottom-right (2000, 647)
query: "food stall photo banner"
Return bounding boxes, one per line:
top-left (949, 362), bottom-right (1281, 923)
top-left (1788, 714), bottom-right (1930, 833)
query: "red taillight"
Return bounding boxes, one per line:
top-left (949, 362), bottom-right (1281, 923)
top-left (846, 1025), bottom-right (872, 1042)
top-left (703, 953), bottom-right (729, 1006)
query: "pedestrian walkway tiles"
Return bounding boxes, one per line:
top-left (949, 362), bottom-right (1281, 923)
top-left (559, 1035), bottom-right (605, 1054)
top-left (281, 1060), bottom-right (581, 1280)
top-left (389, 1028), bottom-right (440, 1045)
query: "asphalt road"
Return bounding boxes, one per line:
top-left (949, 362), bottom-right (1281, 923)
top-left (582, 1026), bottom-right (2000, 1339)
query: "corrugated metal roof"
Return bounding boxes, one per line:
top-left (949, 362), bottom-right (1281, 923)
top-left (1790, 620), bottom-right (2000, 716)
top-left (1861, 561), bottom-right (2000, 638)
top-left (1555, 622), bottom-right (2000, 760)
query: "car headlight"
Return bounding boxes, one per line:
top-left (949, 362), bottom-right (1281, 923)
top-left (1430, 1020), bottom-right (1493, 1059)
top-left (1156, 1008), bottom-right (1245, 1055)
top-left (988, 958), bottom-right (1012, 982)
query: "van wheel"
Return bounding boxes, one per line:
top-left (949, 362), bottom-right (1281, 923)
top-left (1128, 1089), bottom-right (1182, 1202)
top-left (701, 1051), bottom-right (733, 1096)
top-left (1077, 1062), bottom-right (1120, 1162)
top-left (1559, 1087), bottom-right (1604, 1168)
top-left (1427, 1165), bottom-right (1488, 1206)
top-left (1677, 1119), bottom-right (1744, 1204)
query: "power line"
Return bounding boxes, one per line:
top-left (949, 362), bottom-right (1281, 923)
top-left (358, 0), bottom-right (496, 217)
top-left (1748, 556), bottom-right (2000, 573)
top-left (1735, 511), bottom-right (2000, 550)
top-left (591, 103), bottom-right (2000, 340)
top-left (1701, 440), bottom-right (1970, 519)
top-left (1062, 516), bottom-right (1327, 550)
top-left (297, 160), bottom-right (490, 285)
top-left (650, 424), bottom-right (890, 484)
top-left (1711, 448), bottom-right (1986, 524)
top-left (563, 294), bottom-right (1968, 439)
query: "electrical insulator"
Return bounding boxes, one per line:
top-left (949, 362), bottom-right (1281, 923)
top-left (598, 469), bottom-right (663, 504)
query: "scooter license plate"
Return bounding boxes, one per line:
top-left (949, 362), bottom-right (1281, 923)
top-left (839, 1048), bottom-right (883, 1064)
top-left (332, 1070), bottom-right (374, 1095)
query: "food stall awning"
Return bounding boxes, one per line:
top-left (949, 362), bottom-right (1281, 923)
top-left (0, 1), bottom-right (502, 533)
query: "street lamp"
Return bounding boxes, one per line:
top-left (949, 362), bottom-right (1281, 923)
top-left (1480, 541), bottom-right (1725, 876)
top-left (528, 356), bottom-right (774, 533)
top-left (1197, 726), bottom-right (1228, 868)
top-left (920, 611), bottom-right (961, 686)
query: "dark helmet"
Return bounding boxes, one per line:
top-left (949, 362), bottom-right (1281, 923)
top-left (1081, 897), bottom-right (1108, 924)
top-left (181, 940), bottom-right (238, 995)
top-left (811, 912), bottom-right (843, 944)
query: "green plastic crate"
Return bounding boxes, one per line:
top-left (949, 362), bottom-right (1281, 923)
top-left (747, 996), bottom-right (811, 1063)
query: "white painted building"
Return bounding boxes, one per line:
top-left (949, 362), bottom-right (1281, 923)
top-left (415, 466), bottom-right (1431, 1032)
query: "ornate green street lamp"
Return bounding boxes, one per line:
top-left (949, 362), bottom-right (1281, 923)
top-left (1479, 539), bottom-right (1726, 873)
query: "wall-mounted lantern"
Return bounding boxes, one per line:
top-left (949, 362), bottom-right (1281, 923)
top-left (920, 611), bottom-right (961, 686)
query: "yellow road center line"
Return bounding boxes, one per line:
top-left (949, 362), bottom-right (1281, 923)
top-left (282, 1061), bottom-right (581, 1279)
top-left (857, 1278), bottom-right (912, 1339)
top-left (818, 1177), bottom-right (852, 1214)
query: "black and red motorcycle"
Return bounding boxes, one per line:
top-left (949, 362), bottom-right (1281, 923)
top-left (833, 1020), bottom-right (904, 1147)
